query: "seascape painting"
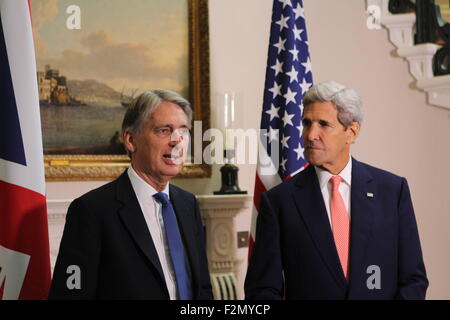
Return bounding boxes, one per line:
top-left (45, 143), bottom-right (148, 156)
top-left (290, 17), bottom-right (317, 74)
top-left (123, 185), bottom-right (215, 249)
top-left (31, 0), bottom-right (189, 155)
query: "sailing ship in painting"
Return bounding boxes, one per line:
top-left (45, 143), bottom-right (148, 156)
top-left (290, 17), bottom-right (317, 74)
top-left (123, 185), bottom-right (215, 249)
top-left (120, 87), bottom-right (138, 108)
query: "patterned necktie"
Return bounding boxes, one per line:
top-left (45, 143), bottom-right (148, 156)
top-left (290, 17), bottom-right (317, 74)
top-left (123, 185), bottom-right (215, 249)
top-left (329, 176), bottom-right (350, 280)
top-left (153, 192), bottom-right (192, 300)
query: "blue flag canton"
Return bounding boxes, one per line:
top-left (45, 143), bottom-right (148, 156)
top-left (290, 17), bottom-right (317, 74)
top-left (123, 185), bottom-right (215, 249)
top-left (0, 15), bottom-right (27, 166)
top-left (261, 0), bottom-right (312, 180)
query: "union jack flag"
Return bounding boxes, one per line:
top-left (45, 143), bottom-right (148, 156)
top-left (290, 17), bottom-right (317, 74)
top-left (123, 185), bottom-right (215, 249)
top-left (0, 0), bottom-right (51, 299)
top-left (249, 0), bottom-right (313, 255)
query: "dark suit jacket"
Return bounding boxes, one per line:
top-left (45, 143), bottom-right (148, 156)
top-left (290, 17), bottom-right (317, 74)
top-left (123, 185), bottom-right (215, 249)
top-left (245, 158), bottom-right (428, 300)
top-left (49, 171), bottom-right (212, 300)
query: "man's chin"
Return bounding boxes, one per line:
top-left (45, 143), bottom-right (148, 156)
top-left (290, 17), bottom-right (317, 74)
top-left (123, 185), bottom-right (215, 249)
top-left (305, 156), bottom-right (322, 167)
top-left (162, 163), bottom-right (184, 176)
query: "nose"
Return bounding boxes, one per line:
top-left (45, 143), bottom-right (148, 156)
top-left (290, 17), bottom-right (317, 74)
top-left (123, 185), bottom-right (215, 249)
top-left (303, 123), bottom-right (319, 142)
top-left (169, 129), bottom-right (185, 146)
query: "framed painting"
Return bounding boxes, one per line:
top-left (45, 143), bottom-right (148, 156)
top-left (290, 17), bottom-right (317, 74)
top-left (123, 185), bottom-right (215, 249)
top-left (31, 0), bottom-right (211, 181)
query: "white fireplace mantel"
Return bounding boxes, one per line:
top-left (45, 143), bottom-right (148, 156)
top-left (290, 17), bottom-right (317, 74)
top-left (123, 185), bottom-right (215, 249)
top-left (196, 194), bottom-right (252, 300)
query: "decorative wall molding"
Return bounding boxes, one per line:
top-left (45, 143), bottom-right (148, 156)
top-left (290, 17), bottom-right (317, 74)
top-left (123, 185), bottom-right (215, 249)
top-left (47, 199), bottom-right (71, 271)
top-left (367, 0), bottom-right (450, 110)
top-left (417, 74), bottom-right (450, 107)
top-left (381, 13), bottom-right (416, 48)
top-left (397, 43), bottom-right (442, 79)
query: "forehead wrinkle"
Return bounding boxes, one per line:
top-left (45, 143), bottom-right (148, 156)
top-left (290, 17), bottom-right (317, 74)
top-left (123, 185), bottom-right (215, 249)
top-left (303, 104), bottom-right (339, 120)
top-left (148, 111), bottom-right (189, 129)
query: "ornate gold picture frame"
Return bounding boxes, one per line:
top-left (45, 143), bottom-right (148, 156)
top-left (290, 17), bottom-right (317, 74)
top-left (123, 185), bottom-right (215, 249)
top-left (33, 0), bottom-right (211, 181)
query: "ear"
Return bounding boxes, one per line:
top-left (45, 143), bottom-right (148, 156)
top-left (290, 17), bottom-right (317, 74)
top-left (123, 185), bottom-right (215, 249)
top-left (346, 121), bottom-right (360, 144)
top-left (123, 130), bottom-right (137, 154)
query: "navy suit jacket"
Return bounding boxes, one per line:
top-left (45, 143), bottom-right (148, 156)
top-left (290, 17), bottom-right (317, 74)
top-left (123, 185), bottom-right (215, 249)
top-left (245, 158), bottom-right (428, 300)
top-left (49, 171), bottom-right (213, 299)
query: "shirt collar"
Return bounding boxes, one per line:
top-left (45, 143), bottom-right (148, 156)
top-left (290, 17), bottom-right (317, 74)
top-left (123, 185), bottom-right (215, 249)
top-left (314, 156), bottom-right (352, 189)
top-left (127, 165), bottom-right (170, 200)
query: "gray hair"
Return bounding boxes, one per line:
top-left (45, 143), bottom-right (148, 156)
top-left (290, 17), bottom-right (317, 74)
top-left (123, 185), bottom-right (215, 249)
top-left (121, 89), bottom-right (193, 135)
top-left (302, 81), bottom-right (363, 128)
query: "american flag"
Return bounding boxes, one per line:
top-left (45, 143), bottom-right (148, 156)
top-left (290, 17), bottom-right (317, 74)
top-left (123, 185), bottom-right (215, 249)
top-left (249, 0), bottom-right (313, 254)
top-left (0, 0), bottom-right (51, 299)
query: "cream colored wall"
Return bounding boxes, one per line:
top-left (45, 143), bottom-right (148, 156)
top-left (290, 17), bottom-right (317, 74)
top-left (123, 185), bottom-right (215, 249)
top-left (46, 0), bottom-right (450, 299)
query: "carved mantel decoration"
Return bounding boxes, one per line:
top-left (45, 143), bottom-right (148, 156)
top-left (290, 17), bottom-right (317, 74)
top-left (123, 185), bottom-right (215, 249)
top-left (197, 195), bottom-right (252, 300)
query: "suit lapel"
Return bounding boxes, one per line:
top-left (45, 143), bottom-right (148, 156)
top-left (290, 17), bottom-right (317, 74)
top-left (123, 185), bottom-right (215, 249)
top-left (169, 186), bottom-right (200, 291)
top-left (348, 158), bottom-right (375, 283)
top-left (292, 166), bottom-right (348, 289)
top-left (115, 171), bottom-right (166, 288)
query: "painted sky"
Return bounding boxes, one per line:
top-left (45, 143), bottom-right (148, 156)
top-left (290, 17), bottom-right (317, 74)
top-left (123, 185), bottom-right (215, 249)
top-left (31, 0), bottom-right (189, 95)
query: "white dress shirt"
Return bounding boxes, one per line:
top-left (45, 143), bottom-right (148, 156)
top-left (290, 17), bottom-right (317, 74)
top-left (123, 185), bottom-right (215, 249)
top-left (127, 166), bottom-right (177, 300)
top-left (313, 157), bottom-right (352, 229)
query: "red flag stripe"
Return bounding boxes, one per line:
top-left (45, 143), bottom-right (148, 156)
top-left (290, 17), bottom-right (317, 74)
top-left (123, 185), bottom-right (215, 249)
top-left (253, 174), bottom-right (267, 212)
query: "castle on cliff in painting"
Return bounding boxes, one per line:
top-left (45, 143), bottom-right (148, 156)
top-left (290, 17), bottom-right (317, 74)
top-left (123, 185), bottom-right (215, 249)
top-left (37, 65), bottom-right (83, 106)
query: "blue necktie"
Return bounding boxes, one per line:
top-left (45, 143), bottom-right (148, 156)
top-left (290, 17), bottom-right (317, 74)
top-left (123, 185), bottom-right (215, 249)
top-left (153, 192), bottom-right (192, 300)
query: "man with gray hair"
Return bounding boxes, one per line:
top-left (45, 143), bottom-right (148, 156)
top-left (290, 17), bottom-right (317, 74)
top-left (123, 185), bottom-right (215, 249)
top-left (245, 81), bottom-right (428, 299)
top-left (50, 89), bottom-right (213, 300)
